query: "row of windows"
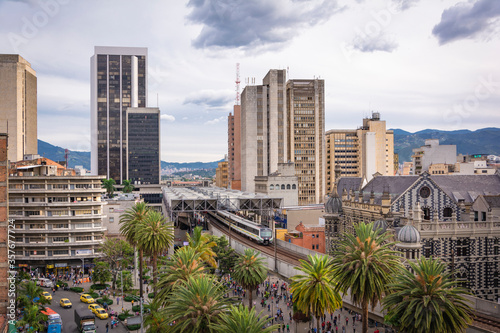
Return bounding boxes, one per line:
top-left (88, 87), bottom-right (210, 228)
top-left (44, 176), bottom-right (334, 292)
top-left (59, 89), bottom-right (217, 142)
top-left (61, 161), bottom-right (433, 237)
top-left (270, 184), bottom-right (297, 190)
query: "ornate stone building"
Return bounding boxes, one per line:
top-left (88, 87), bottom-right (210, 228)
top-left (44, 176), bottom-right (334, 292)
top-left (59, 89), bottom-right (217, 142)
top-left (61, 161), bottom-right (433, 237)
top-left (325, 170), bottom-right (500, 301)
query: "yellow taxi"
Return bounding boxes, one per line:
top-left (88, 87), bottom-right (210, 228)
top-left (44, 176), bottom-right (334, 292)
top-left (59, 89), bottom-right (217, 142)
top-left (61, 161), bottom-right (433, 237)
top-left (95, 308), bottom-right (109, 320)
top-left (88, 303), bottom-right (102, 314)
top-left (42, 291), bottom-right (52, 301)
top-left (79, 294), bottom-right (95, 304)
top-left (59, 298), bottom-right (72, 308)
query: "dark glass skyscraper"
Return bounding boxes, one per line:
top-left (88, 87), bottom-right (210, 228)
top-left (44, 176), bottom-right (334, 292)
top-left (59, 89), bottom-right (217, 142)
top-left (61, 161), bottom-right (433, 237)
top-left (90, 46), bottom-right (148, 183)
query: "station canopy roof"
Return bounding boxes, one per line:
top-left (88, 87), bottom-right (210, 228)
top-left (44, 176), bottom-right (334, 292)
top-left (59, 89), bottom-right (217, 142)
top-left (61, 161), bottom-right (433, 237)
top-left (163, 186), bottom-right (282, 213)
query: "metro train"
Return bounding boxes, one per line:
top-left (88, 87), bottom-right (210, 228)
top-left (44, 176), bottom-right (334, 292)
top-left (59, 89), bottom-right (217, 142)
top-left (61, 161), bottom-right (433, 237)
top-left (209, 210), bottom-right (273, 245)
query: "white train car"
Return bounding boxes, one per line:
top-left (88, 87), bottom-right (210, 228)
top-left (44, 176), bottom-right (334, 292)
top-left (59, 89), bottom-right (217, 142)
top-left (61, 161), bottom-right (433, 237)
top-left (212, 211), bottom-right (273, 245)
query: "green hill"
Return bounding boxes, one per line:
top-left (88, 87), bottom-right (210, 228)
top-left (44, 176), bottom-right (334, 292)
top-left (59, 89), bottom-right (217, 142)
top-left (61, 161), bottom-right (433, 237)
top-left (38, 140), bottom-right (91, 169)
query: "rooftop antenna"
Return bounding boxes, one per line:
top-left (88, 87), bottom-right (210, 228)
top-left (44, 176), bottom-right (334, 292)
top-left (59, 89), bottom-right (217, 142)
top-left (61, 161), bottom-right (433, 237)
top-left (235, 63), bottom-right (240, 105)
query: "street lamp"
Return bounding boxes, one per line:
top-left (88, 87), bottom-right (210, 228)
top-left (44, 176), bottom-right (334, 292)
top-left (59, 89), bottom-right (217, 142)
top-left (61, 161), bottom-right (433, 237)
top-left (81, 258), bottom-right (84, 276)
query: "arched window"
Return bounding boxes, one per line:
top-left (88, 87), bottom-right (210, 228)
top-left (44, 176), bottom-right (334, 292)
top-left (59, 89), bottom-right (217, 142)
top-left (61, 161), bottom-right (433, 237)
top-left (287, 184), bottom-right (291, 190)
top-left (270, 184), bottom-right (274, 190)
top-left (443, 207), bottom-right (453, 218)
top-left (292, 184), bottom-right (296, 190)
top-left (276, 184), bottom-right (279, 189)
top-left (422, 207), bottom-right (431, 220)
top-left (281, 184), bottom-right (285, 190)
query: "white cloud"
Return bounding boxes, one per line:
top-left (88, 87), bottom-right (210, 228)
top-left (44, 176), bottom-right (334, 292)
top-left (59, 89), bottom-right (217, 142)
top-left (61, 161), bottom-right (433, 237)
top-left (161, 114), bottom-right (175, 122)
top-left (204, 116), bottom-right (225, 126)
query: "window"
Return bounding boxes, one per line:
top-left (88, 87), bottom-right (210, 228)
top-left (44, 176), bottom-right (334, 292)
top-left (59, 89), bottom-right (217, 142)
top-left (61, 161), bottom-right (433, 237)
top-left (76, 236), bottom-right (92, 242)
top-left (53, 250), bottom-right (68, 255)
top-left (312, 245), bottom-right (314, 250)
top-left (270, 185), bottom-right (274, 190)
top-left (29, 224), bottom-right (45, 230)
top-left (75, 223), bottom-right (92, 229)
top-left (54, 224), bottom-right (68, 229)
top-left (286, 184), bottom-right (291, 190)
top-left (422, 208), bottom-right (431, 220)
top-left (312, 234), bottom-right (315, 238)
top-left (456, 239), bottom-right (470, 257)
top-left (281, 184), bottom-right (285, 190)
top-left (292, 184), bottom-right (296, 190)
top-left (443, 207), bottom-right (453, 218)
top-left (474, 211), bottom-right (479, 221)
top-left (109, 217), bottom-right (114, 223)
top-left (29, 250), bottom-right (45, 256)
top-left (316, 234), bottom-right (319, 238)
top-left (420, 186), bottom-right (431, 199)
top-left (53, 237), bottom-right (68, 243)
top-left (482, 212), bottom-right (487, 221)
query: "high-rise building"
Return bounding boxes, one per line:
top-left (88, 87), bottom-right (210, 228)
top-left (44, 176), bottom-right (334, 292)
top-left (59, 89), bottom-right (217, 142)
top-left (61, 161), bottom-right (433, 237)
top-left (90, 46), bottom-right (148, 183)
top-left (228, 105), bottom-right (241, 190)
top-left (126, 107), bottom-right (160, 184)
top-left (0, 133), bottom-right (8, 315)
top-left (0, 54), bottom-right (37, 163)
top-left (325, 112), bottom-right (394, 192)
top-left (215, 159), bottom-right (229, 188)
top-left (286, 79), bottom-right (325, 205)
top-left (10, 157), bottom-right (106, 275)
top-left (240, 69), bottom-right (287, 193)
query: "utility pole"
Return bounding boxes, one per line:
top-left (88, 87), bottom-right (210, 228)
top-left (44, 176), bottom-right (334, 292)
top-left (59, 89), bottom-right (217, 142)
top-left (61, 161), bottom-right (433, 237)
top-left (121, 270), bottom-right (124, 312)
top-left (273, 213), bottom-right (277, 272)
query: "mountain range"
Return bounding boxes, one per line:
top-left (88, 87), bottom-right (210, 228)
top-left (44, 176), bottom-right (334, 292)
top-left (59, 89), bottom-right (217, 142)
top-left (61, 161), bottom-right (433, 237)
top-left (37, 127), bottom-right (500, 170)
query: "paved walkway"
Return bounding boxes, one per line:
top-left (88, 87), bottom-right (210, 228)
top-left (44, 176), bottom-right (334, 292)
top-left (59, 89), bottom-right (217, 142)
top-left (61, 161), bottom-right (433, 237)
top-left (74, 272), bottom-right (389, 333)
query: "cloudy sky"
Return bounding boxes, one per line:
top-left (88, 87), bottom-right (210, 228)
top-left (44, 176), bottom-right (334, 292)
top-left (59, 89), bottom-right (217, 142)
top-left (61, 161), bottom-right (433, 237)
top-left (1, 0), bottom-right (499, 162)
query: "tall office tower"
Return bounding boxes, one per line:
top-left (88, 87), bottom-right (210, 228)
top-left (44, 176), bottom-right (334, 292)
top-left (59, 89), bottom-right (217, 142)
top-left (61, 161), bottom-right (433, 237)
top-left (240, 69), bottom-right (287, 193)
top-left (325, 112), bottom-right (394, 192)
top-left (90, 46), bottom-right (147, 183)
top-left (286, 79), bottom-right (325, 205)
top-left (228, 105), bottom-right (241, 190)
top-left (0, 55), bottom-right (37, 163)
top-left (0, 133), bottom-right (8, 315)
top-left (126, 107), bottom-right (160, 184)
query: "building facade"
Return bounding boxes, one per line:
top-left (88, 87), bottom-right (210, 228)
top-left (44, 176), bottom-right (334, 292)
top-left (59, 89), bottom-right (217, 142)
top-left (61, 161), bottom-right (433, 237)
top-left (0, 54), bottom-right (37, 163)
top-left (228, 105), bottom-right (241, 190)
top-left (329, 171), bottom-right (500, 301)
top-left (241, 69), bottom-right (287, 193)
top-left (126, 107), bottom-right (160, 184)
top-left (215, 160), bottom-right (229, 188)
top-left (255, 162), bottom-right (298, 207)
top-left (411, 139), bottom-right (456, 175)
top-left (10, 159), bottom-right (106, 275)
top-left (325, 112), bottom-right (394, 193)
top-left (286, 79), bottom-right (326, 206)
top-left (90, 46), bottom-right (147, 183)
top-left (284, 222), bottom-right (325, 253)
top-left (0, 134), bottom-right (8, 315)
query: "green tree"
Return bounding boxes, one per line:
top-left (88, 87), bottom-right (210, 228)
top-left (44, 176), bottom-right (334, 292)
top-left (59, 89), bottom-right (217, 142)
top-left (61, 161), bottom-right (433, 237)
top-left (92, 261), bottom-right (112, 285)
top-left (291, 254), bottom-right (342, 333)
top-left (231, 249), bottom-right (267, 310)
top-left (160, 275), bottom-right (234, 333)
top-left (116, 271), bottom-right (133, 291)
top-left (98, 238), bottom-right (134, 289)
top-left (120, 202), bottom-right (150, 299)
top-left (143, 300), bottom-right (166, 333)
top-left (332, 222), bottom-right (402, 333)
top-left (136, 210), bottom-right (174, 297)
top-left (210, 304), bottom-right (280, 333)
top-left (17, 281), bottom-right (50, 308)
top-left (383, 257), bottom-right (474, 333)
top-left (122, 179), bottom-right (135, 193)
top-left (156, 246), bottom-right (207, 306)
top-left (101, 178), bottom-right (116, 197)
top-left (187, 226), bottom-right (217, 268)
top-left (16, 304), bottom-right (47, 333)
top-left (209, 235), bottom-right (237, 274)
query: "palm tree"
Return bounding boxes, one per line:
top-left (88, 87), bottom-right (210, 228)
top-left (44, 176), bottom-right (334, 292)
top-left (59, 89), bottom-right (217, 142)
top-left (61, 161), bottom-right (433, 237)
top-left (187, 226), bottom-right (218, 268)
top-left (101, 178), bottom-right (116, 197)
top-left (210, 304), bottom-right (280, 333)
top-left (16, 304), bottom-right (47, 332)
top-left (332, 222), bottom-right (403, 333)
top-left (136, 210), bottom-right (174, 297)
top-left (156, 246), bottom-right (207, 306)
top-left (291, 254), bottom-right (343, 333)
top-left (143, 300), bottom-right (165, 333)
top-left (120, 202), bottom-right (150, 299)
top-left (17, 281), bottom-right (50, 308)
top-left (383, 257), bottom-right (474, 333)
top-left (160, 275), bottom-right (235, 332)
top-left (231, 249), bottom-right (267, 310)
top-left (122, 179), bottom-right (135, 193)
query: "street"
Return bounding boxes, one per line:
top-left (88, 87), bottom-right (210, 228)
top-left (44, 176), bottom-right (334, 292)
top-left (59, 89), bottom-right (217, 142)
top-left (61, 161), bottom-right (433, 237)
top-left (42, 287), bottom-right (128, 333)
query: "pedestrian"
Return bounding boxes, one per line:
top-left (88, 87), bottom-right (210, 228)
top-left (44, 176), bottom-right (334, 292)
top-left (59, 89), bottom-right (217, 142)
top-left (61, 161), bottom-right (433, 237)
top-left (286, 323), bottom-right (290, 332)
top-left (106, 323), bottom-right (109, 333)
top-left (117, 297), bottom-right (119, 305)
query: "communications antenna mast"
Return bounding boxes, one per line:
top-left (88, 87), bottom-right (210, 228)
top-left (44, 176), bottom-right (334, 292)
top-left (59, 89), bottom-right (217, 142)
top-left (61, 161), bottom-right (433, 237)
top-left (235, 63), bottom-right (240, 105)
